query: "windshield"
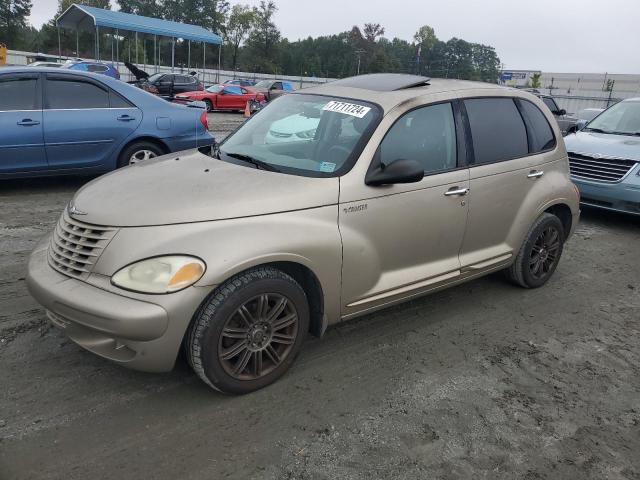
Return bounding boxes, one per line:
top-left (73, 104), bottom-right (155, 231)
top-left (220, 94), bottom-right (380, 177)
top-left (147, 73), bottom-right (164, 83)
top-left (206, 85), bottom-right (224, 93)
top-left (254, 80), bottom-right (272, 88)
top-left (585, 101), bottom-right (640, 135)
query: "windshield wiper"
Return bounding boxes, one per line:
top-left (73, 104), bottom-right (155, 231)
top-left (222, 151), bottom-right (281, 172)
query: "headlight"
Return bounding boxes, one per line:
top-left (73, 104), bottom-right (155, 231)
top-left (111, 256), bottom-right (205, 294)
top-left (295, 128), bottom-right (316, 139)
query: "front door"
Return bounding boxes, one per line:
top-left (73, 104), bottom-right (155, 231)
top-left (218, 86), bottom-right (245, 110)
top-left (0, 73), bottom-right (47, 173)
top-left (43, 74), bottom-right (141, 169)
top-left (340, 102), bottom-right (470, 317)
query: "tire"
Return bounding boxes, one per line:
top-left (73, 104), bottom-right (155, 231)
top-left (187, 267), bottom-right (310, 394)
top-left (117, 141), bottom-right (164, 168)
top-left (506, 213), bottom-right (565, 288)
top-left (204, 99), bottom-right (213, 112)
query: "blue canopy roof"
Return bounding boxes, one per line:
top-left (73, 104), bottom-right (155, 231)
top-left (57, 4), bottom-right (222, 45)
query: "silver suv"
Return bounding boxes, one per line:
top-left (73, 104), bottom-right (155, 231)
top-left (27, 74), bottom-right (580, 394)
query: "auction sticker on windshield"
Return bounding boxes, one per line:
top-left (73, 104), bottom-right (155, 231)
top-left (322, 101), bottom-right (371, 118)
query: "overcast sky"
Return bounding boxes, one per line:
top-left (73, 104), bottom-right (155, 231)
top-left (29, 0), bottom-right (640, 74)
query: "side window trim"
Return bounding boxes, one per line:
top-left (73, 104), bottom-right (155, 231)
top-left (514, 98), bottom-right (557, 154)
top-left (461, 95), bottom-right (548, 167)
top-left (373, 100), bottom-right (462, 179)
top-left (44, 74), bottom-right (110, 110)
top-left (0, 73), bottom-right (42, 111)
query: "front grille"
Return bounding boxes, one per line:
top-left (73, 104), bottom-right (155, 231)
top-left (569, 153), bottom-right (637, 183)
top-left (47, 210), bottom-right (117, 279)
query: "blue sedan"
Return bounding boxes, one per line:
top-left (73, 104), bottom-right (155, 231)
top-left (0, 67), bottom-right (214, 179)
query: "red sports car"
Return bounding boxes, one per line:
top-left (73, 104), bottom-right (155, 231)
top-left (175, 84), bottom-right (265, 112)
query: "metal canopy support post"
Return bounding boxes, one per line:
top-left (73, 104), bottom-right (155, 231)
top-left (202, 42), bottom-right (206, 84)
top-left (188, 41), bottom-right (190, 70)
top-left (143, 37), bottom-right (146, 71)
top-left (217, 43), bottom-right (221, 82)
top-left (115, 29), bottom-right (119, 67)
top-left (96, 26), bottom-right (100, 61)
top-left (135, 32), bottom-right (138, 64)
top-left (154, 35), bottom-right (157, 72)
top-left (171, 37), bottom-right (175, 72)
top-left (76, 30), bottom-right (79, 57)
top-left (57, 26), bottom-right (61, 60)
top-left (111, 33), bottom-right (114, 62)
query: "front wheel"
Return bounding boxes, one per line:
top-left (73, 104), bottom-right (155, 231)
top-left (506, 213), bottom-right (565, 288)
top-left (187, 267), bottom-right (309, 394)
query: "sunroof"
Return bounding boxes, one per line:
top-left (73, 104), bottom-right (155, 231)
top-left (330, 74), bottom-right (431, 91)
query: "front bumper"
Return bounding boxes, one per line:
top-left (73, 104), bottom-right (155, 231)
top-left (573, 176), bottom-right (640, 216)
top-left (26, 241), bottom-right (212, 372)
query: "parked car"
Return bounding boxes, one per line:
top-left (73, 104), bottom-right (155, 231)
top-left (139, 72), bottom-right (204, 97)
top-left (564, 97), bottom-right (640, 215)
top-left (26, 74), bottom-right (579, 394)
top-left (224, 78), bottom-right (257, 87)
top-left (0, 67), bottom-right (213, 178)
top-left (62, 61), bottom-right (120, 79)
top-left (28, 61), bottom-right (63, 68)
top-left (535, 94), bottom-right (574, 134)
top-left (252, 79), bottom-right (295, 101)
top-left (175, 84), bottom-right (265, 112)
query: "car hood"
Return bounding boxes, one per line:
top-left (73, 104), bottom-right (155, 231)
top-left (564, 131), bottom-right (640, 161)
top-left (71, 149), bottom-right (339, 227)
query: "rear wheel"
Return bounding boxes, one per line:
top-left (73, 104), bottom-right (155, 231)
top-left (117, 141), bottom-right (164, 168)
top-left (506, 213), bottom-right (565, 288)
top-left (187, 267), bottom-right (309, 394)
top-left (204, 99), bottom-right (213, 112)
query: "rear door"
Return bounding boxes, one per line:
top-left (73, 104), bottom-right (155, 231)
top-left (0, 72), bottom-right (47, 173)
top-left (43, 74), bottom-right (141, 169)
top-left (458, 97), bottom-right (556, 270)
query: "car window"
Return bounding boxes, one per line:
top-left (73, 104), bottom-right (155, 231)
top-left (542, 97), bottom-right (558, 113)
top-left (88, 64), bottom-right (108, 73)
top-left (109, 90), bottom-right (134, 108)
top-left (45, 79), bottom-right (109, 109)
top-left (0, 77), bottom-right (38, 110)
top-left (70, 63), bottom-right (89, 71)
top-left (224, 86), bottom-right (242, 95)
top-left (206, 85), bottom-right (224, 93)
top-left (175, 75), bottom-right (189, 84)
top-left (380, 103), bottom-right (457, 174)
top-left (283, 82), bottom-right (294, 91)
top-left (147, 73), bottom-right (164, 83)
top-left (273, 82), bottom-right (283, 90)
top-left (241, 88), bottom-right (248, 94)
top-left (518, 100), bottom-right (556, 153)
top-left (464, 98), bottom-right (528, 164)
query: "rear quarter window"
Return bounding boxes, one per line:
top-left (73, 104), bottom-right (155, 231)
top-left (464, 98), bottom-right (528, 164)
top-left (518, 99), bottom-right (556, 153)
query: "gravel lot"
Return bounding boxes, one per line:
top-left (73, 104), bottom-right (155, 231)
top-left (1, 115), bottom-right (639, 479)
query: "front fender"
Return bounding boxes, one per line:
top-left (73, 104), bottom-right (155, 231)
top-left (92, 206), bottom-right (343, 325)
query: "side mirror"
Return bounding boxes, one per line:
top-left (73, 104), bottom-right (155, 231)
top-left (365, 158), bottom-right (424, 186)
top-left (557, 108), bottom-right (567, 116)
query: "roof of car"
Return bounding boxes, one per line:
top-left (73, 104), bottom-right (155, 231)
top-left (300, 74), bottom-right (507, 112)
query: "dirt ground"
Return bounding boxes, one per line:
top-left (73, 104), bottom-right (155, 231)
top-left (1, 116), bottom-right (639, 479)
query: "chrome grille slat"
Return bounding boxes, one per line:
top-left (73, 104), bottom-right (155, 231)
top-left (47, 210), bottom-right (117, 279)
top-left (568, 154), bottom-right (637, 183)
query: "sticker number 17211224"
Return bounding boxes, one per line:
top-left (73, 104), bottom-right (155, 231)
top-left (322, 101), bottom-right (371, 118)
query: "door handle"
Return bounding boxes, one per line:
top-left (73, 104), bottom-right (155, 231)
top-left (527, 170), bottom-right (544, 179)
top-left (117, 115), bottom-right (136, 121)
top-left (444, 186), bottom-right (469, 196)
top-left (17, 119), bottom-right (40, 126)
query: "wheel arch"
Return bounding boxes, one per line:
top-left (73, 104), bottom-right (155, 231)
top-left (119, 135), bottom-right (170, 159)
top-left (193, 259), bottom-right (327, 339)
top-left (543, 202), bottom-right (573, 240)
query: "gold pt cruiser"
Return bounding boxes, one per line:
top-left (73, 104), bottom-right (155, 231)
top-left (27, 74), bottom-right (580, 394)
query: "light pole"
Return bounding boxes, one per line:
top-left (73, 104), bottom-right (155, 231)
top-left (355, 49), bottom-right (365, 76)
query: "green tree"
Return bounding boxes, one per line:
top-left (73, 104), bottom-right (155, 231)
top-left (117, 0), bottom-right (162, 17)
top-left (0, 0), bottom-right (33, 48)
top-left (245, 0), bottom-right (280, 73)
top-left (226, 3), bottom-right (254, 71)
